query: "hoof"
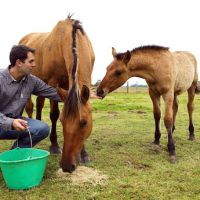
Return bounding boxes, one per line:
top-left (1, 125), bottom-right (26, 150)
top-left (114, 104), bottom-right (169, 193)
top-left (151, 143), bottom-right (160, 152)
top-left (80, 155), bottom-right (91, 164)
top-left (189, 135), bottom-right (195, 141)
top-left (169, 155), bottom-right (176, 163)
top-left (153, 140), bottom-right (160, 145)
top-left (49, 145), bottom-right (62, 154)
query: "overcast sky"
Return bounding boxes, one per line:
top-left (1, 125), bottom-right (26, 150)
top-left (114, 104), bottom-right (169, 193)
top-left (0, 0), bottom-right (199, 85)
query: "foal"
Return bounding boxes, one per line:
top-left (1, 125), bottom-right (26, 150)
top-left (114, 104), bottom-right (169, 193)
top-left (97, 45), bottom-right (198, 162)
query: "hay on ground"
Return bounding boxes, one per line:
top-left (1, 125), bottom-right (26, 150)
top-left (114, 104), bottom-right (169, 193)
top-left (56, 166), bottom-right (108, 185)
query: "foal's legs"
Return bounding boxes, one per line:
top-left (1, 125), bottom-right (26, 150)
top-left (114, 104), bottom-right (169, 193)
top-left (162, 91), bottom-right (176, 162)
top-left (187, 83), bottom-right (196, 140)
top-left (49, 100), bottom-right (61, 154)
top-left (172, 95), bottom-right (178, 133)
top-left (149, 89), bottom-right (161, 144)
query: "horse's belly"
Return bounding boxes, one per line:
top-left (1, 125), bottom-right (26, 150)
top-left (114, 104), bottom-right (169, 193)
top-left (174, 69), bottom-right (194, 94)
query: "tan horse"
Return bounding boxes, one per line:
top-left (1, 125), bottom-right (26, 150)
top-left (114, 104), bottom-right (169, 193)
top-left (97, 45), bottom-right (198, 162)
top-left (19, 15), bottom-right (95, 172)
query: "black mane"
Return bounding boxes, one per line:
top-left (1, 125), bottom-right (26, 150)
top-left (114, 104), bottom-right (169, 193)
top-left (131, 45), bottom-right (169, 53)
top-left (64, 17), bottom-right (83, 117)
top-left (67, 14), bottom-right (84, 34)
top-left (115, 45), bottom-right (169, 60)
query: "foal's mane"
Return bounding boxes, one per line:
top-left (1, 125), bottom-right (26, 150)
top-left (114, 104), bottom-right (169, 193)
top-left (64, 16), bottom-right (84, 117)
top-left (131, 45), bottom-right (169, 53)
top-left (116, 45), bottom-right (169, 60)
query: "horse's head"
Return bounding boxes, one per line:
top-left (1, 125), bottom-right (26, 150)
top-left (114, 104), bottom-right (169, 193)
top-left (97, 47), bottom-right (131, 98)
top-left (60, 85), bottom-right (92, 172)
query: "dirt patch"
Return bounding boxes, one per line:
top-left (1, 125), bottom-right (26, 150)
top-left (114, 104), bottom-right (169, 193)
top-left (136, 110), bottom-right (146, 114)
top-left (125, 160), bottom-right (150, 170)
top-left (148, 143), bottom-right (162, 154)
top-left (128, 110), bottom-right (146, 114)
top-left (107, 111), bottom-right (118, 117)
top-left (56, 166), bottom-right (108, 185)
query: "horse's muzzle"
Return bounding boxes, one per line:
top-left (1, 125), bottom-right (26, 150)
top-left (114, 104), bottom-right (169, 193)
top-left (62, 164), bottom-right (76, 173)
top-left (96, 87), bottom-right (107, 98)
top-left (60, 161), bottom-right (76, 173)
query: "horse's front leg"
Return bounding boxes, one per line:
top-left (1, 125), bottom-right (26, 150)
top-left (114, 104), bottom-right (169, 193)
top-left (25, 97), bottom-right (34, 118)
top-left (36, 96), bottom-right (45, 120)
top-left (80, 144), bottom-right (90, 163)
top-left (163, 92), bottom-right (175, 162)
top-left (49, 100), bottom-right (62, 154)
top-left (149, 89), bottom-right (161, 145)
top-left (76, 144), bottom-right (90, 164)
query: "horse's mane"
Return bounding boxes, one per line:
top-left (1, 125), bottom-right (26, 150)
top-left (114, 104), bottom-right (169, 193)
top-left (116, 45), bottom-right (169, 60)
top-left (64, 17), bottom-right (84, 117)
top-left (67, 14), bottom-right (84, 35)
top-left (131, 45), bottom-right (169, 53)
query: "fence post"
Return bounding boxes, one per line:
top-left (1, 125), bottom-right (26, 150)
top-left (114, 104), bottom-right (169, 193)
top-left (126, 81), bottom-right (129, 93)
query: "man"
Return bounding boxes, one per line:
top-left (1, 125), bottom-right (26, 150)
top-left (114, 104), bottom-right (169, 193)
top-left (0, 45), bottom-right (61, 149)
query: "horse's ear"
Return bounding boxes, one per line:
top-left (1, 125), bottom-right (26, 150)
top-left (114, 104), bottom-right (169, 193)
top-left (123, 51), bottom-right (131, 65)
top-left (112, 47), bottom-right (117, 58)
top-left (81, 85), bottom-right (90, 104)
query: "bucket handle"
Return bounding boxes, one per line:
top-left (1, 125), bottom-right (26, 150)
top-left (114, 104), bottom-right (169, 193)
top-left (16, 127), bottom-right (33, 159)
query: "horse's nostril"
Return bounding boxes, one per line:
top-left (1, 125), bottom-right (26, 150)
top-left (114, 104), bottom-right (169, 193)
top-left (62, 164), bottom-right (76, 173)
top-left (97, 88), bottom-right (104, 97)
top-left (71, 164), bottom-right (76, 172)
top-left (67, 164), bottom-right (76, 173)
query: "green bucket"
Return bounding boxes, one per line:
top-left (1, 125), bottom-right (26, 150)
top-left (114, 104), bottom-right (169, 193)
top-left (0, 148), bottom-right (49, 190)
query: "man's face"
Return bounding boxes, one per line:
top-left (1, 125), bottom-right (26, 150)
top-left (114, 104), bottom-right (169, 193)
top-left (19, 52), bottom-right (36, 75)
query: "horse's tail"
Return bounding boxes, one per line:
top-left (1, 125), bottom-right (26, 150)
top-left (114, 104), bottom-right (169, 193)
top-left (64, 18), bottom-right (84, 117)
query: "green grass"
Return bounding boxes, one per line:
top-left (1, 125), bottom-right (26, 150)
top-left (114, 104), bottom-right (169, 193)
top-left (1, 89), bottom-right (200, 199)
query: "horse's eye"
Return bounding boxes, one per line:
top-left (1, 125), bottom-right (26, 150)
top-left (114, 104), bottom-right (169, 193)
top-left (80, 119), bottom-right (87, 128)
top-left (115, 70), bottom-right (122, 76)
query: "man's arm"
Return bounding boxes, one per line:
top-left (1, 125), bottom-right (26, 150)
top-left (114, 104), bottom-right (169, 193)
top-left (0, 112), bottom-right (14, 130)
top-left (32, 76), bottom-right (61, 101)
top-left (0, 113), bottom-right (28, 131)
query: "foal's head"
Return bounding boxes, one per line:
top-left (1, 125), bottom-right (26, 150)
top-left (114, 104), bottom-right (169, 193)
top-left (97, 47), bottom-right (131, 98)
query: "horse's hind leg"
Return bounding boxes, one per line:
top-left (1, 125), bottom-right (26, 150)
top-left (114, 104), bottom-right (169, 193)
top-left (187, 82), bottom-right (196, 140)
top-left (149, 89), bottom-right (161, 145)
top-left (36, 96), bottom-right (45, 120)
top-left (49, 100), bottom-right (62, 154)
top-left (172, 95), bottom-right (178, 133)
top-left (25, 98), bottom-right (34, 118)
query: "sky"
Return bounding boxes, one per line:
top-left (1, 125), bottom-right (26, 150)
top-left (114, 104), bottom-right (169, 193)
top-left (0, 0), bottom-right (199, 85)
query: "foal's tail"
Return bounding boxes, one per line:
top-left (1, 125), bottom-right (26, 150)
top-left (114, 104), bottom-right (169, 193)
top-left (195, 81), bottom-right (200, 94)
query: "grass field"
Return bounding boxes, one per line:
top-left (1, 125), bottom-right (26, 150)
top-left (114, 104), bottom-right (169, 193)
top-left (1, 87), bottom-right (200, 199)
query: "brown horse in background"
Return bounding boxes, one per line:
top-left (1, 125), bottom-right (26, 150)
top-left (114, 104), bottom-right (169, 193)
top-left (19, 15), bottom-right (95, 172)
top-left (97, 45), bottom-right (198, 162)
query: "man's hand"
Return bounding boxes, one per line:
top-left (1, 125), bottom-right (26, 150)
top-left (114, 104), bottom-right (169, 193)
top-left (12, 119), bottom-right (28, 131)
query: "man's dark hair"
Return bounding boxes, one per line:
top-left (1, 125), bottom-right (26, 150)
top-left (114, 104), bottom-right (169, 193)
top-left (9, 45), bottom-right (35, 68)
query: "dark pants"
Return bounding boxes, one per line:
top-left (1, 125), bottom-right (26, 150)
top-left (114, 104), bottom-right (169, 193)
top-left (0, 118), bottom-right (50, 148)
